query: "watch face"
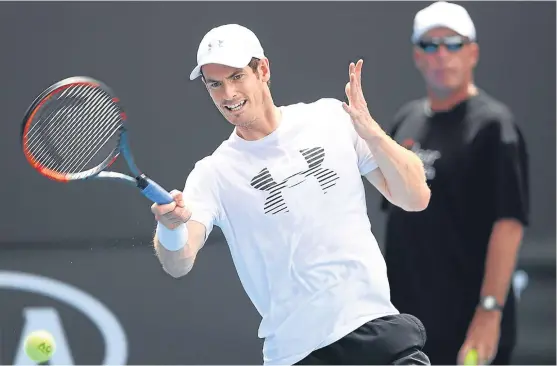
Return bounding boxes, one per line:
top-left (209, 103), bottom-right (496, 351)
top-left (484, 297), bottom-right (496, 309)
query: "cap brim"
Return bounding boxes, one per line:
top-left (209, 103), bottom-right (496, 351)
top-left (189, 65), bottom-right (203, 81)
top-left (412, 23), bottom-right (446, 43)
top-left (411, 23), bottom-right (470, 43)
top-left (189, 52), bottom-right (253, 81)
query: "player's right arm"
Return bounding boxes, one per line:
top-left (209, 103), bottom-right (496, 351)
top-left (152, 190), bottom-right (208, 278)
top-left (151, 159), bottom-right (221, 278)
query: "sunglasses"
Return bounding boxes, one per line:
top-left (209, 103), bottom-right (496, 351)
top-left (415, 35), bottom-right (470, 54)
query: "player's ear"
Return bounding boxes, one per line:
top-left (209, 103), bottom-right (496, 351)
top-left (259, 58), bottom-right (271, 83)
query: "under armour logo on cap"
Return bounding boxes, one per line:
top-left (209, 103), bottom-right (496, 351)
top-left (207, 39), bottom-right (225, 52)
top-left (250, 147), bottom-right (339, 215)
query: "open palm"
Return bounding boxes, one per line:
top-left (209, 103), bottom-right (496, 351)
top-left (342, 59), bottom-right (380, 141)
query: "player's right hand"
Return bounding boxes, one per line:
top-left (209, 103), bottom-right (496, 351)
top-left (151, 190), bottom-right (192, 230)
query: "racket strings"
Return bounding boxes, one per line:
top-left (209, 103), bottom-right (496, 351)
top-left (49, 93), bottom-right (119, 172)
top-left (40, 88), bottom-right (108, 160)
top-left (25, 85), bottom-right (123, 174)
top-left (28, 87), bottom-right (105, 170)
top-left (26, 85), bottom-right (92, 152)
top-left (29, 87), bottom-right (111, 163)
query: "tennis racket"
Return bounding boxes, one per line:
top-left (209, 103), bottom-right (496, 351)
top-left (20, 76), bottom-right (174, 205)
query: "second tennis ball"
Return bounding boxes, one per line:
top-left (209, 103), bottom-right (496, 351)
top-left (463, 349), bottom-right (478, 366)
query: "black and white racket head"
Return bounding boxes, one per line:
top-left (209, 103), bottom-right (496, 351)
top-left (21, 76), bottom-right (127, 182)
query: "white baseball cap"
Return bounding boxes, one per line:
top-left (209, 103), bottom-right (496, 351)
top-left (411, 1), bottom-right (476, 43)
top-left (189, 24), bottom-right (266, 81)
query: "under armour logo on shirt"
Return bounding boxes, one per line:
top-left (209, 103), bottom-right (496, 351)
top-left (250, 147), bottom-right (339, 215)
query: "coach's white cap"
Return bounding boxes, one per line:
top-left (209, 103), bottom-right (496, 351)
top-left (411, 1), bottom-right (476, 43)
top-left (189, 24), bottom-right (266, 80)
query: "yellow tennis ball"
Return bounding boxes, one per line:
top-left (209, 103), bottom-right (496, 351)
top-left (24, 330), bottom-right (56, 363)
top-left (463, 349), bottom-right (478, 366)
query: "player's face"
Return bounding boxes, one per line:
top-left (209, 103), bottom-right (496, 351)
top-left (413, 27), bottom-right (479, 93)
top-left (202, 60), bottom-right (271, 128)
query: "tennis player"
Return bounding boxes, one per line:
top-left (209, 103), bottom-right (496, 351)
top-left (151, 24), bottom-right (431, 365)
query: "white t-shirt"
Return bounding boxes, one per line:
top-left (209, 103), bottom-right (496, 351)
top-left (183, 98), bottom-right (399, 365)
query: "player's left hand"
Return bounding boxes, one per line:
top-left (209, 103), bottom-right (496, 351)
top-left (457, 309), bottom-right (501, 365)
top-left (342, 59), bottom-right (384, 141)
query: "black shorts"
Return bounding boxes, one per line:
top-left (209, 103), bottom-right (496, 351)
top-left (295, 313), bottom-right (430, 365)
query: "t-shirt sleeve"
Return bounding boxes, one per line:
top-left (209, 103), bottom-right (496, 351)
top-left (325, 98), bottom-right (378, 175)
top-left (485, 113), bottom-right (530, 226)
top-left (182, 159), bottom-right (222, 239)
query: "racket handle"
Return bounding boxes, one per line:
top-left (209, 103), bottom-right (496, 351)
top-left (136, 175), bottom-right (174, 205)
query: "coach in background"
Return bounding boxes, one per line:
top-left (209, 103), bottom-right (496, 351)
top-left (382, 1), bottom-right (530, 365)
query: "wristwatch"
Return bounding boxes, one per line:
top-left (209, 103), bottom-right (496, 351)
top-left (479, 296), bottom-right (504, 311)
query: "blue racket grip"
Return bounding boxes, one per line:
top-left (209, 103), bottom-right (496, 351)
top-left (136, 175), bottom-right (174, 205)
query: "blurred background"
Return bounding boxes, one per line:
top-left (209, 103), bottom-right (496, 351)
top-left (0, 1), bottom-right (554, 365)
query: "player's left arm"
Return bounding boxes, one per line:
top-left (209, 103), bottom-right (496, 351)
top-left (342, 60), bottom-right (430, 212)
top-left (362, 139), bottom-right (429, 212)
top-left (458, 112), bottom-right (530, 365)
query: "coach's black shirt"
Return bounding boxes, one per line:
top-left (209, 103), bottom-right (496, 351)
top-left (382, 91), bottom-right (529, 349)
